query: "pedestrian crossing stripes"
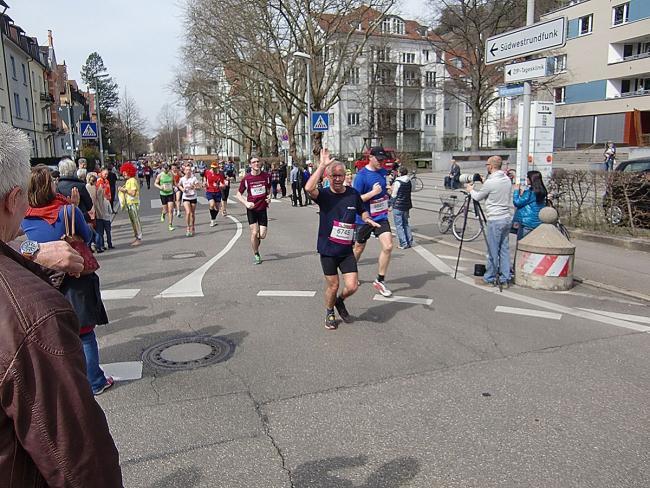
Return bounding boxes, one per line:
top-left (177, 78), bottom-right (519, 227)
top-left (495, 306), bottom-right (562, 320)
top-left (101, 289), bottom-right (141, 300)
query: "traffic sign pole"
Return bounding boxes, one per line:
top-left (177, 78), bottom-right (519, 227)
top-left (520, 0), bottom-right (535, 186)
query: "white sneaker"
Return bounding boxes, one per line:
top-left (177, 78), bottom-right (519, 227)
top-left (373, 279), bottom-right (392, 297)
top-left (210, 219), bottom-right (217, 227)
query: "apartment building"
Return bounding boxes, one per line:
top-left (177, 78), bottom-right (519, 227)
top-left (542, 0), bottom-right (650, 148)
top-left (321, 8), bottom-right (446, 156)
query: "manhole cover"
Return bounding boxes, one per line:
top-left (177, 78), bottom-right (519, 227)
top-left (162, 251), bottom-right (206, 260)
top-left (142, 335), bottom-right (235, 370)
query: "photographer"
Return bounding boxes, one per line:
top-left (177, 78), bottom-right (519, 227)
top-left (466, 156), bottom-right (512, 286)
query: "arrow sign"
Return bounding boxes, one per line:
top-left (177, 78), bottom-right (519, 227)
top-left (486, 17), bottom-right (566, 65)
top-left (504, 58), bottom-right (549, 83)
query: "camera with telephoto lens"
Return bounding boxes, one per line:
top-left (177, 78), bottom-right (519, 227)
top-left (458, 173), bottom-right (483, 184)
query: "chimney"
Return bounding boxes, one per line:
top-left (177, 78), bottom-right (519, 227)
top-left (48, 30), bottom-right (53, 47)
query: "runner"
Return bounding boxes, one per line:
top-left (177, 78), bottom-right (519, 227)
top-left (177, 164), bottom-right (201, 237)
top-left (204, 162), bottom-right (226, 227)
top-left (154, 163), bottom-right (175, 231)
top-left (219, 161), bottom-right (232, 216)
top-left (305, 148), bottom-right (380, 330)
top-left (236, 157), bottom-right (271, 264)
top-left (352, 153), bottom-right (394, 297)
top-left (171, 163), bottom-right (182, 217)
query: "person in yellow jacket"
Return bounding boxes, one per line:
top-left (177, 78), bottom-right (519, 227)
top-left (118, 162), bottom-right (143, 246)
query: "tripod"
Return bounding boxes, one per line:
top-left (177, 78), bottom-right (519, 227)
top-left (453, 191), bottom-right (504, 292)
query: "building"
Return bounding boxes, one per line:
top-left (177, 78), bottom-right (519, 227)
top-left (542, 0), bottom-right (650, 148)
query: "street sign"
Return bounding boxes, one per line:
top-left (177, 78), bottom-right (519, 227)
top-left (80, 121), bottom-right (98, 139)
top-left (486, 17), bottom-right (566, 65)
top-left (311, 112), bottom-right (329, 132)
top-left (504, 58), bottom-right (549, 83)
top-left (499, 84), bottom-right (525, 97)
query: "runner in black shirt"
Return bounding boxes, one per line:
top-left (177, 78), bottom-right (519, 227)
top-left (305, 148), bottom-right (379, 330)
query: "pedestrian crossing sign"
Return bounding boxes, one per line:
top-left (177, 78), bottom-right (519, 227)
top-left (80, 121), bottom-right (98, 139)
top-left (311, 112), bottom-right (329, 132)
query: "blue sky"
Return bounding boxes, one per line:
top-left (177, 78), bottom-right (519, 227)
top-left (7, 0), bottom-right (427, 134)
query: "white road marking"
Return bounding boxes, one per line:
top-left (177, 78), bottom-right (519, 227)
top-left (373, 295), bottom-right (433, 306)
top-left (577, 309), bottom-right (650, 325)
top-left (101, 289), bottom-right (141, 300)
top-left (495, 306), bottom-right (562, 320)
top-left (413, 244), bottom-right (650, 333)
top-left (257, 290), bottom-right (317, 297)
top-left (436, 255), bottom-right (475, 262)
top-left (100, 361), bottom-right (143, 381)
top-left (156, 215), bottom-right (243, 298)
top-left (556, 291), bottom-right (643, 306)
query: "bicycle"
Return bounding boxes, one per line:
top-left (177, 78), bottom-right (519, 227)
top-left (547, 191), bottom-right (571, 240)
top-left (437, 191), bottom-right (483, 241)
top-left (410, 171), bottom-right (424, 192)
top-left (437, 194), bottom-right (457, 233)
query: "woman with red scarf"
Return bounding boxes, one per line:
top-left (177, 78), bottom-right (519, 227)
top-left (21, 166), bottom-right (113, 395)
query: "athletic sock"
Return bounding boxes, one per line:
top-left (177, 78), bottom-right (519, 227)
top-left (209, 209), bottom-right (217, 220)
top-left (377, 274), bottom-right (385, 282)
top-left (326, 308), bottom-right (335, 316)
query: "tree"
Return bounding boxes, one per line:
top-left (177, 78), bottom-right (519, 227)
top-left (153, 103), bottom-right (184, 158)
top-left (81, 52), bottom-right (120, 150)
top-left (112, 88), bottom-right (148, 160)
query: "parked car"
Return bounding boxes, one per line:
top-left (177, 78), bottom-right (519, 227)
top-left (603, 157), bottom-right (650, 227)
top-left (354, 146), bottom-right (399, 172)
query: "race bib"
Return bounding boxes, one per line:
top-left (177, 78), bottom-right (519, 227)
top-left (250, 185), bottom-right (266, 197)
top-left (162, 183), bottom-right (172, 192)
top-left (369, 195), bottom-right (389, 216)
top-left (329, 221), bottom-right (355, 245)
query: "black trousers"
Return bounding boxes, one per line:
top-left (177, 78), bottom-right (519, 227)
top-left (279, 178), bottom-right (287, 197)
top-left (291, 182), bottom-right (303, 206)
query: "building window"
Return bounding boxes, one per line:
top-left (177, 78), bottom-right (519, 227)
top-left (554, 86), bottom-right (566, 103)
top-left (0, 106), bottom-right (6, 123)
top-left (404, 112), bottom-right (416, 129)
top-left (347, 112), bottom-right (360, 126)
top-left (621, 79), bottom-right (631, 94)
top-left (25, 98), bottom-right (30, 121)
top-left (10, 56), bottom-right (16, 79)
top-left (422, 50), bottom-right (430, 62)
top-left (381, 18), bottom-right (391, 33)
top-left (552, 54), bottom-right (567, 74)
top-left (346, 67), bottom-right (360, 85)
top-left (578, 14), bottom-right (593, 36)
top-left (403, 70), bottom-right (418, 86)
top-left (425, 113), bottom-right (436, 126)
top-left (425, 71), bottom-right (436, 87)
top-left (22, 64), bottom-right (27, 85)
top-left (612, 3), bottom-right (629, 26)
top-left (375, 47), bottom-right (390, 62)
top-left (13, 93), bottom-right (21, 118)
top-left (465, 116), bottom-right (471, 128)
top-left (401, 52), bottom-right (416, 64)
top-left (392, 18), bottom-right (405, 35)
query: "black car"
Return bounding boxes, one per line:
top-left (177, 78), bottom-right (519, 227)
top-left (604, 157), bottom-right (650, 227)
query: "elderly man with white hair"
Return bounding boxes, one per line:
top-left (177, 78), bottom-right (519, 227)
top-left (0, 124), bottom-right (123, 486)
top-left (57, 157), bottom-right (93, 218)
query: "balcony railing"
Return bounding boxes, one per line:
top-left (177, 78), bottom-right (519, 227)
top-left (43, 123), bottom-right (58, 132)
top-left (621, 89), bottom-right (650, 98)
top-left (40, 92), bottom-right (54, 103)
top-left (622, 51), bottom-right (650, 62)
top-left (403, 79), bottom-right (422, 88)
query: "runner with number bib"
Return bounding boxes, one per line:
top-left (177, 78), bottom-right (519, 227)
top-left (352, 153), bottom-right (394, 297)
top-left (154, 164), bottom-right (175, 231)
top-left (236, 157), bottom-right (271, 265)
top-left (305, 148), bottom-right (380, 330)
top-left (204, 162), bottom-right (226, 227)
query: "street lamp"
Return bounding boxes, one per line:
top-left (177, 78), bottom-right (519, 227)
top-left (93, 73), bottom-right (110, 166)
top-left (293, 51), bottom-right (312, 163)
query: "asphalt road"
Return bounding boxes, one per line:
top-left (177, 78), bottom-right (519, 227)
top-left (94, 176), bottom-right (650, 487)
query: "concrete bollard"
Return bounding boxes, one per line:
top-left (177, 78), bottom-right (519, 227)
top-left (514, 207), bottom-right (576, 290)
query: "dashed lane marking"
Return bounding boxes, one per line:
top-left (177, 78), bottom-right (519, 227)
top-left (156, 215), bottom-right (243, 298)
top-left (257, 290), bottom-right (317, 297)
top-left (101, 289), bottom-right (141, 300)
top-left (577, 309), bottom-right (650, 325)
top-left (373, 295), bottom-right (433, 306)
top-left (495, 306), bottom-right (562, 321)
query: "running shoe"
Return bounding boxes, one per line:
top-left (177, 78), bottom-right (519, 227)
top-left (168, 225), bottom-right (175, 231)
top-left (186, 230), bottom-right (192, 237)
top-left (210, 219), bottom-right (217, 227)
top-left (254, 254), bottom-right (262, 265)
top-left (94, 376), bottom-right (114, 396)
top-left (334, 296), bottom-right (352, 323)
top-left (373, 279), bottom-right (392, 297)
top-left (325, 312), bottom-right (338, 330)
top-left (160, 213), bottom-right (165, 222)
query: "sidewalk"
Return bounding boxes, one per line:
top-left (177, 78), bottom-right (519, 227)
top-left (411, 170), bottom-right (650, 302)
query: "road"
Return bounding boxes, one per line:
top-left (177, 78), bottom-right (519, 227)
top-left (94, 175), bottom-right (650, 487)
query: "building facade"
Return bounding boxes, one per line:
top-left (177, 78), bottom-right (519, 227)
top-left (542, 0), bottom-right (650, 148)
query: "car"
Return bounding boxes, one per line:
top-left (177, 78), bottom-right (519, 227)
top-left (354, 146), bottom-right (399, 173)
top-left (603, 157), bottom-right (650, 227)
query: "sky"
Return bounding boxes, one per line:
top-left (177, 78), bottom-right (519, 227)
top-left (7, 0), bottom-right (429, 135)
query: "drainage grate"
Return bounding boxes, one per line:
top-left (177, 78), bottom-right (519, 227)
top-left (142, 335), bottom-right (235, 370)
top-left (162, 251), bottom-right (206, 260)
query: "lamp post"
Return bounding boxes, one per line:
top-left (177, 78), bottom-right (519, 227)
top-left (93, 73), bottom-right (109, 166)
top-left (293, 51), bottom-right (312, 163)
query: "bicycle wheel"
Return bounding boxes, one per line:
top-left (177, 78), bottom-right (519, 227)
top-left (437, 205), bottom-right (454, 234)
top-left (412, 176), bottom-right (424, 192)
top-left (452, 207), bottom-right (482, 242)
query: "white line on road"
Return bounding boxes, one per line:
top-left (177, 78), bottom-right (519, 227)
top-left (495, 306), bottom-right (562, 320)
top-left (436, 255), bottom-right (475, 262)
top-left (577, 308), bottom-right (650, 325)
top-left (100, 361), bottom-right (143, 381)
top-left (101, 289), bottom-right (141, 300)
top-left (556, 291), bottom-right (643, 306)
top-left (413, 244), bottom-right (650, 333)
top-left (156, 215), bottom-right (243, 298)
top-left (373, 295), bottom-right (433, 306)
top-left (257, 290), bottom-right (317, 297)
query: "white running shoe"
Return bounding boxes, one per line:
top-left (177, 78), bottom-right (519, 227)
top-left (373, 279), bottom-right (392, 297)
top-left (210, 219), bottom-right (217, 227)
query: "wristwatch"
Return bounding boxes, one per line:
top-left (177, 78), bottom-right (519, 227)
top-left (20, 240), bottom-right (40, 260)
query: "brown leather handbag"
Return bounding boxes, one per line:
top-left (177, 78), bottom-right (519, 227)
top-left (63, 205), bottom-right (100, 275)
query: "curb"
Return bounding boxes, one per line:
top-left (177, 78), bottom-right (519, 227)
top-left (570, 229), bottom-right (650, 253)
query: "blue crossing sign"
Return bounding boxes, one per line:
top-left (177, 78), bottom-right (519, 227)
top-left (80, 121), bottom-right (98, 139)
top-left (311, 112), bottom-right (329, 132)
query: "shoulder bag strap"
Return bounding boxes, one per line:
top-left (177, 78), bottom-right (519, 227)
top-left (70, 204), bottom-right (76, 236)
top-left (63, 205), bottom-right (71, 237)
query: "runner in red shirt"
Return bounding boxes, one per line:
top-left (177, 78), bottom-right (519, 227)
top-left (236, 157), bottom-right (271, 265)
top-left (203, 162), bottom-right (227, 227)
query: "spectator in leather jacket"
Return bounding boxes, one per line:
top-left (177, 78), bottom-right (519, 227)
top-left (0, 124), bottom-right (123, 487)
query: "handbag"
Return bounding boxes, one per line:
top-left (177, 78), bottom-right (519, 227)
top-left (63, 205), bottom-right (100, 275)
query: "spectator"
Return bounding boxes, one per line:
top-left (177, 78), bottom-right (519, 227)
top-left (0, 125), bottom-right (122, 486)
top-left (270, 163), bottom-right (281, 199)
top-left (444, 159), bottom-right (461, 189)
top-left (57, 158), bottom-right (93, 218)
top-left (290, 162), bottom-right (303, 207)
top-left (389, 166), bottom-right (414, 249)
top-left (513, 170), bottom-right (547, 240)
top-left (278, 161), bottom-right (288, 197)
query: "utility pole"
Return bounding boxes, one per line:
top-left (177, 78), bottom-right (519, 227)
top-left (94, 77), bottom-right (105, 167)
top-left (293, 52), bottom-right (312, 163)
top-left (520, 0), bottom-right (535, 185)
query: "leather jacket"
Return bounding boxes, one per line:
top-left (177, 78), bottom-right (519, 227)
top-left (0, 240), bottom-right (122, 487)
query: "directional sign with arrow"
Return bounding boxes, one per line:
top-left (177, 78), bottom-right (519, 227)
top-left (504, 58), bottom-right (549, 83)
top-left (486, 17), bottom-right (566, 65)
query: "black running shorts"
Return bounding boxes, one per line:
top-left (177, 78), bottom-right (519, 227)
top-left (160, 194), bottom-right (174, 205)
top-left (355, 220), bottom-right (391, 244)
top-left (247, 209), bottom-right (268, 226)
top-left (320, 254), bottom-right (358, 276)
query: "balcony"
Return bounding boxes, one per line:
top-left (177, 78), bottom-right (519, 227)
top-left (402, 78), bottom-right (422, 89)
top-left (40, 92), bottom-right (54, 103)
top-left (43, 123), bottom-right (58, 132)
top-left (621, 89), bottom-right (650, 98)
